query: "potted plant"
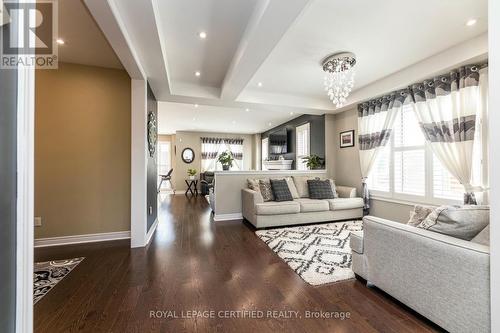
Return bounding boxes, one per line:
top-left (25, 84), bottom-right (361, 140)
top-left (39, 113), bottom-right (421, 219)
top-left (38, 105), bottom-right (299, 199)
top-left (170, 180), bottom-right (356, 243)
top-left (187, 168), bottom-right (197, 180)
top-left (217, 151), bottom-right (234, 171)
top-left (301, 155), bottom-right (325, 170)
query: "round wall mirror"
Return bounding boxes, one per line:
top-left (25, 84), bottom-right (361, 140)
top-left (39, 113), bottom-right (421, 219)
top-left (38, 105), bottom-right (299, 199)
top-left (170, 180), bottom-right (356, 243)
top-left (181, 148), bottom-right (195, 164)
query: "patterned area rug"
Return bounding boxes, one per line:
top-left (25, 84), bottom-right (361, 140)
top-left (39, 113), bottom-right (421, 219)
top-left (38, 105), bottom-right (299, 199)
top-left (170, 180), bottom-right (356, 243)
top-left (34, 257), bottom-right (84, 304)
top-left (256, 221), bottom-right (362, 286)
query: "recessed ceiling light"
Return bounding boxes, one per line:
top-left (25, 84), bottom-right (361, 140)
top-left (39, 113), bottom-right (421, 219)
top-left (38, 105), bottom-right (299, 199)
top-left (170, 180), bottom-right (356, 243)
top-left (194, 104), bottom-right (199, 108)
top-left (268, 122), bottom-right (272, 126)
top-left (199, 31), bottom-right (207, 39)
top-left (192, 117), bottom-right (196, 121)
top-left (56, 38), bottom-right (65, 45)
top-left (257, 82), bottom-right (263, 87)
top-left (245, 108), bottom-right (250, 112)
top-left (466, 18), bottom-right (477, 26)
top-left (290, 112), bottom-right (294, 115)
top-left (195, 71), bottom-right (201, 77)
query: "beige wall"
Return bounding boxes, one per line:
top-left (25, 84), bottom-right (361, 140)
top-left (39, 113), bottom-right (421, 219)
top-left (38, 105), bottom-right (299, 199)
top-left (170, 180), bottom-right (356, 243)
top-left (173, 131), bottom-right (256, 191)
top-left (35, 62), bottom-right (131, 238)
top-left (330, 108), bottom-right (413, 222)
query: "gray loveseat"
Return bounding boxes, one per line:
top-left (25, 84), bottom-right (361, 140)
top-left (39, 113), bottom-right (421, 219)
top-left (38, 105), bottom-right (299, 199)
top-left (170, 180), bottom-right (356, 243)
top-left (351, 215), bottom-right (490, 333)
top-left (242, 183), bottom-right (363, 229)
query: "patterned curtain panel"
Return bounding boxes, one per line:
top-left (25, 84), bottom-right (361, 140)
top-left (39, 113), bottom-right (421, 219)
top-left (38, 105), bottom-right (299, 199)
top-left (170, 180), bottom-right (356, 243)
top-left (200, 137), bottom-right (244, 171)
top-left (201, 137), bottom-right (224, 171)
top-left (358, 91), bottom-right (408, 212)
top-left (409, 64), bottom-right (488, 204)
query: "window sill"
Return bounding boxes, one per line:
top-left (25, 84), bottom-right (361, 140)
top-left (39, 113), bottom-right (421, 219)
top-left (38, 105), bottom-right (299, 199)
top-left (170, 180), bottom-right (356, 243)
top-left (370, 194), bottom-right (461, 207)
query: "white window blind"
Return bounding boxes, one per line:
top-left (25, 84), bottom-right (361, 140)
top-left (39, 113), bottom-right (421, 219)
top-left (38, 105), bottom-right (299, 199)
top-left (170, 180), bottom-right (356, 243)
top-left (433, 158), bottom-right (463, 201)
top-left (296, 123), bottom-right (310, 170)
top-left (368, 104), bottom-right (463, 204)
top-left (393, 107), bottom-right (425, 197)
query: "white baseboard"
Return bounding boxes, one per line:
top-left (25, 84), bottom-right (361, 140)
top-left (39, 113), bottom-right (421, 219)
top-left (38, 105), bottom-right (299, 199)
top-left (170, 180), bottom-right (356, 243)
top-left (145, 218), bottom-right (159, 245)
top-left (34, 230), bottom-right (131, 248)
top-left (213, 213), bottom-right (242, 221)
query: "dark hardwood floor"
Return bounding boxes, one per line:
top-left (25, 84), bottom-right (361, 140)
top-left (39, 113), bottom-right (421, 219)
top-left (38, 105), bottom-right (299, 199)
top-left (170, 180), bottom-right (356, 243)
top-left (35, 194), bottom-right (443, 332)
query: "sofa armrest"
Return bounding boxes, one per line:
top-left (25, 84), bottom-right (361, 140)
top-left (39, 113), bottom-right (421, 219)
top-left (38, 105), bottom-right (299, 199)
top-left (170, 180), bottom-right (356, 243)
top-left (361, 215), bottom-right (490, 332)
top-left (336, 185), bottom-right (357, 198)
top-left (241, 189), bottom-right (263, 221)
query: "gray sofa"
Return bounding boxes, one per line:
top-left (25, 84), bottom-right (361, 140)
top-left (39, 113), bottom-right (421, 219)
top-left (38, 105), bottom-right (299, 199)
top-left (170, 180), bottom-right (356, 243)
top-left (242, 185), bottom-right (363, 228)
top-left (351, 215), bottom-right (490, 333)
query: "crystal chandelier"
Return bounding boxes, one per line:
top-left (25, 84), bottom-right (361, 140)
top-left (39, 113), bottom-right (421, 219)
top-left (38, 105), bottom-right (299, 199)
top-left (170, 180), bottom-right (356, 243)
top-left (322, 52), bottom-right (356, 108)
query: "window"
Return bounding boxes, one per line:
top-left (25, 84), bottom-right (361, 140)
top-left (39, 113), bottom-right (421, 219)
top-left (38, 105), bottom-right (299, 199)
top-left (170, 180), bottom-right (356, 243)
top-left (157, 141), bottom-right (172, 190)
top-left (296, 123), bottom-right (310, 170)
top-left (368, 105), bottom-right (464, 204)
top-left (261, 137), bottom-right (269, 170)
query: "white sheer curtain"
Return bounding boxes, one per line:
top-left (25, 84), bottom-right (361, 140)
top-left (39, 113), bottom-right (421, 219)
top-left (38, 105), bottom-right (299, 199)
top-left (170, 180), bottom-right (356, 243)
top-left (225, 138), bottom-right (243, 170)
top-left (358, 91), bottom-right (408, 212)
top-left (410, 64), bottom-right (487, 204)
top-left (201, 137), bottom-right (223, 172)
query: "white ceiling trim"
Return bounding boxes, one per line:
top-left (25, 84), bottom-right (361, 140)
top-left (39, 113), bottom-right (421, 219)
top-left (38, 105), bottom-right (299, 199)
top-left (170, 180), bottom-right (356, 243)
top-left (84, 0), bottom-right (145, 79)
top-left (220, 0), bottom-right (312, 100)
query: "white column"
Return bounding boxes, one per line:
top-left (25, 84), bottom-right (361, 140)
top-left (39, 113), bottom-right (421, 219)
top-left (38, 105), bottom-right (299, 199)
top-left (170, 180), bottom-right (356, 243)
top-left (489, 0), bottom-right (500, 331)
top-left (130, 79), bottom-right (148, 248)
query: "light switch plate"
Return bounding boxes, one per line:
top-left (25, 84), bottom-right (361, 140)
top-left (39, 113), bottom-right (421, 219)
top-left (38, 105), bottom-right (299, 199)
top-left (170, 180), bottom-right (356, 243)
top-left (34, 217), bottom-right (42, 227)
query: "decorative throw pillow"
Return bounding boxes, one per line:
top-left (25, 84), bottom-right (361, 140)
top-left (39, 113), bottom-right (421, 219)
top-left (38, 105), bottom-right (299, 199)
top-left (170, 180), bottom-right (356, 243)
top-left (259, 179), bottom-right (275, 202)
top-left (247, 178), bottom-right (260, 192)
top-left (327, 179), bottom-right (339, 198)
top-left (270, 179), bottom-right (293, 202)
top-left (417, 205), bottom-right (490, 241)
top-left (307, 179), bottom-right (335, 199)
top-left (407, 205), bottom-right (434, 227)
top-left (471, 225), bottom-right (489, 246)
top-left (284, 177), bottom-right (300, 199)
top-left (292, 176), bottom-right (319, 198)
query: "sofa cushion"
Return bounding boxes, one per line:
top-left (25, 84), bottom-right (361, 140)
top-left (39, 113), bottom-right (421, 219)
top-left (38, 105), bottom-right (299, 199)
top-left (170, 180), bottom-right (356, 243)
top-left (350, 231), bottom-right (364, 254)
top-left (292, 176), bottom-right (318, 198)
top-left (258, 179), bottom-right (274, 202)
top-left (307, 179), bottom-right (335, 199)
top-left (471, 225), bottom-right (489, 246)
top-left (407, 204), bottom-right (434, 226)
top-left (327, 179), bottom-right (339, 198)
top-left (247, 178), bottom-right (261, 192)
top-left (418, 205), bottom-right (490, 241)
top-left (294, 198), bottom-right (330, 213)
top-left (284, 177), bottom-right (300, 199)
top-left (326, 198), bottom-right (364, 211)
top-left (270, 179), bottom-right (293, 202)
top-left (255, 201), bottom-right (300, 215)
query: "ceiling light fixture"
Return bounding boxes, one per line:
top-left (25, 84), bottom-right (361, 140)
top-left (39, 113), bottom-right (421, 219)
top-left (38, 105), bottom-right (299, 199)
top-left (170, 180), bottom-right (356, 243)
top-left (322, 52), bottom-right (356, 108)
top-left (268, 122), bottom-right (272, 126)
top-left (245, 108), bottom-right (250, 112)
top-left (56, 38), bottom-right (65, 45)
top-left (199, 31), bottom-right (207, 39)
top-left (257, 82), bottom-right (263, 87)
top-left (195, 71), bottom-right (201, 77)
top-left (466, 18), bottom-right (477, 26)
top-left (194, 104), bottom-right (199, 108)
top-left (290, 112), bottom-right (294, 115)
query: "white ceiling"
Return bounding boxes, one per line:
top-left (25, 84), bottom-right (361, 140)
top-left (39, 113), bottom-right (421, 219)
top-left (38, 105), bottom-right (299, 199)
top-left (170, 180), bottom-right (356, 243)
top-left (241, 0), bottom-right (488, 100)
top-left (58, 0), bottom-right (123, 69)
top-left (158, 102), bottom-right (298, 135)
top-left (86, 0), bottom-right (488, 134)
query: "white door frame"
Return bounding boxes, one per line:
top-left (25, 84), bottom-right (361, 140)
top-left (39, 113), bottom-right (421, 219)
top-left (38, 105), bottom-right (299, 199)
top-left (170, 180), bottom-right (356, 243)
top-left (16, 39), bottom-right (35, 333)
